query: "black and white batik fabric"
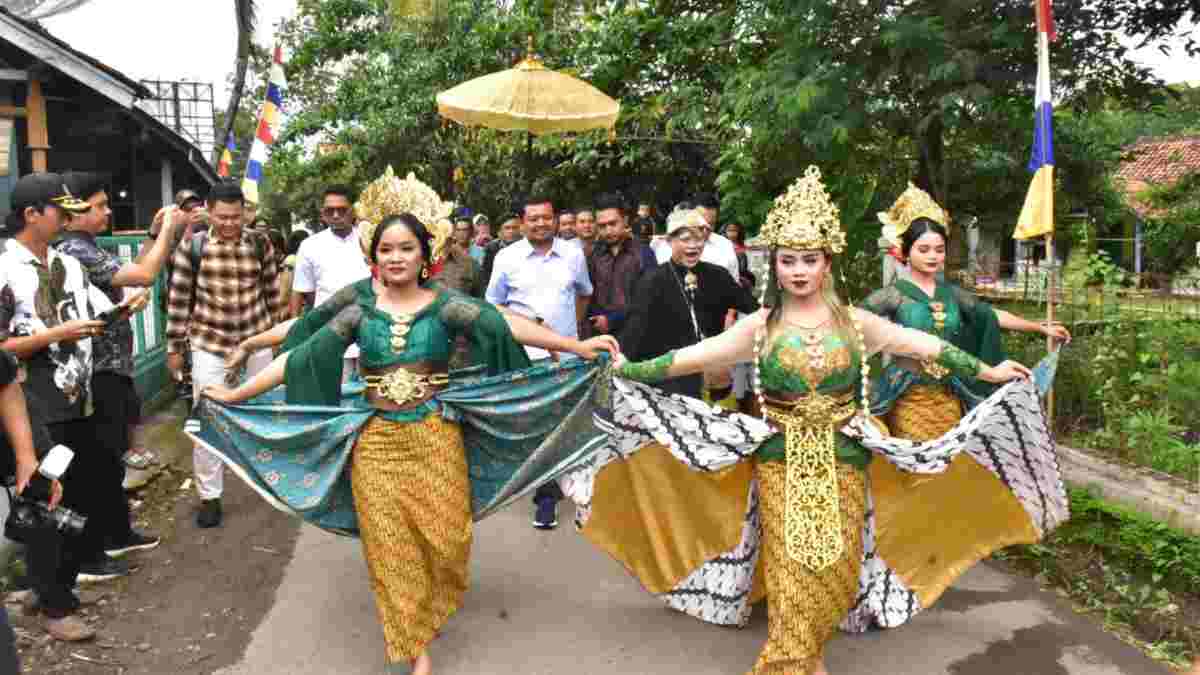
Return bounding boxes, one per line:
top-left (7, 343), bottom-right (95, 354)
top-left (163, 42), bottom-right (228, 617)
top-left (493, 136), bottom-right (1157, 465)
top-left (562, 353), bottom-right (1068, 630)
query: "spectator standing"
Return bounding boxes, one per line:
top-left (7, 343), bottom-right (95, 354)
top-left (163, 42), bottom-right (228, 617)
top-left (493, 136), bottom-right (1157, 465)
top-left (290, 187), bottom-right (366, 317)
top-left (473, 213), bottom-right (493, 245)
top-left (165, 181), bottom-right (282, 528)
top-left (618, 208), bottom-right (758, 399)
top-left (574, 207), bottom-right (596, 258)
top-left (55, 171), bottom-right (168, 559)
top-left (289, 186), bottom-right (370, 381)
top-left (486, 194), bottom-right (593, 530)
top-left (147, 189), bottom-right (210, 403)
top-left (586, 194), bottom-right (645, 339)
top-left (277, 230), bottom-right (309, 320)
top-left (471, 214), bottom-right (492, 260)
top-left (557, 209), bottom-right (577, 240)
top-left (0, 173), bottom-right (133, 638)
top-left (480, 213), bottom-right (522, 292)
top-left (437, 218), bottom-right (483, 297)
top-left (654, 193), bottom-right (740, 281)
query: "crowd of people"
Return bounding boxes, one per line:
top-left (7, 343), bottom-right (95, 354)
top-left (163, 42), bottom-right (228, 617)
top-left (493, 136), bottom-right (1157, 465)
top-left (0, 166), bottom-right (1072, 675)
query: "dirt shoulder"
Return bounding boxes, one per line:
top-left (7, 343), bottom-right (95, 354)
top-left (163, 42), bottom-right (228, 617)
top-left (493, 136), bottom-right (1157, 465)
top-left (10, 402), bottom-right (301, 674)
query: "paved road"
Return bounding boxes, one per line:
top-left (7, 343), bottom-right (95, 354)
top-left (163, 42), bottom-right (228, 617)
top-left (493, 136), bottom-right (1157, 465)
top-left (219, 503), bottom-right (1167, 675)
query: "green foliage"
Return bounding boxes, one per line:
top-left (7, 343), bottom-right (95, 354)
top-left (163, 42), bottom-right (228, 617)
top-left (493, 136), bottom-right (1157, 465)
top-left (1001, 486), bottom-right (1200, 668)
top-left (1083, 250), bottom-right (1128, 287)
top-left (1136, 172), bottom-right (1200, 277)
top-left (255, 0), bottom-right (1187, 259)
top-left (1060, 487), bottom-right (1200, 592)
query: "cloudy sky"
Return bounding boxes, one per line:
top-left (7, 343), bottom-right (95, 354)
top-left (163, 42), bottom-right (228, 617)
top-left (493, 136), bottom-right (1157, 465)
top-left (40, 0), bottom-right (1200, 102)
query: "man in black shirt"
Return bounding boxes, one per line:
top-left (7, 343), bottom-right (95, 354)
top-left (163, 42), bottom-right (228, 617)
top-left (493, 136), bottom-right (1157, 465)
top-left (619, 208), bottom-right (758, 398)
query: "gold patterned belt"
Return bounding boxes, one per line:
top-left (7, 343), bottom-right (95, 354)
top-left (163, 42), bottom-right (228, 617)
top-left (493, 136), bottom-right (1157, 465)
top-left (761, 389), bottom-right (859, 571)
top-left (362, 363), bottom-right (449, 411)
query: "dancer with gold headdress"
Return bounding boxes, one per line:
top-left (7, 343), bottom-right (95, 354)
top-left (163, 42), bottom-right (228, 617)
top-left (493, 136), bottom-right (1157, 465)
top-left (565, 166), bottom-right (1068, 674)
top-left (858, 185), bottom-right (1070, 625)
top-left (187, 168), bottom-right (619, 675)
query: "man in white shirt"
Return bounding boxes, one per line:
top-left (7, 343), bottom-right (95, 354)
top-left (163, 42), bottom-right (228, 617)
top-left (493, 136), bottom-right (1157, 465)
top-left (486, 194), bottom-right (593, 531)
top-left (289, 185), bottom-right (370, 381)
top-left (486, 195), bottom-right (593, 363)
top-left (653, 194), bottom-right (740, 282)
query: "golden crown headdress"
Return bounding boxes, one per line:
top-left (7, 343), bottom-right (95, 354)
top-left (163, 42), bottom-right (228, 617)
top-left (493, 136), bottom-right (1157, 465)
top-left (878, 183), bottom-right (948, 249)
top-left (355, 167), bottom-right (454, 264)
top-left (759, 166), bottom-right (846, 254)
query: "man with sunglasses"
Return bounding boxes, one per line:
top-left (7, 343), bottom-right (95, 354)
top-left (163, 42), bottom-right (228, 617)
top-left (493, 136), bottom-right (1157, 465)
top-left (288, 185), bottom-right (369, 381)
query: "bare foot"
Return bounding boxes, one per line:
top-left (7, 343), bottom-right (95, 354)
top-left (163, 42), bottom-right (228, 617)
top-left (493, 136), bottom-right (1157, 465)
top-left (413, 651), bottom-right (433, 675)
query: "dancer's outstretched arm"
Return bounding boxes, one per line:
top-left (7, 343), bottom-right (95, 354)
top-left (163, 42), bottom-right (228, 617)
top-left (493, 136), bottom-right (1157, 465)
top-left (202, 352), bottom-right (288, 404)
top-left (614, 309), bottom-right (764, 383)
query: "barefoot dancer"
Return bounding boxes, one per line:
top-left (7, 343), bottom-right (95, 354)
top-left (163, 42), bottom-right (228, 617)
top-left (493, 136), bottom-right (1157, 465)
top-left (856, 184), bottom-right (1071, 626)
top-left (193, 169), bottom-right (618, 674)
top-left (573, 167), bottom-right (1067, 674)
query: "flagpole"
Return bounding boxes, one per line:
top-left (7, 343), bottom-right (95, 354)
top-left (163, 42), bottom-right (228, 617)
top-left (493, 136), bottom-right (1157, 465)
top-left (1045, 232), bottom-right (1055, 428)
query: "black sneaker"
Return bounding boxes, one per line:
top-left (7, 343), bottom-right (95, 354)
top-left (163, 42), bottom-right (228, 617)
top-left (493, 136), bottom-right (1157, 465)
top-left (105, 531), bottom-right (161, 558)
top-left (532, 498), bottom-right (558, 531)
top-left (77, 557), bottom-right (129, 584)
top-left (196, 498), bottom-right (222, 528)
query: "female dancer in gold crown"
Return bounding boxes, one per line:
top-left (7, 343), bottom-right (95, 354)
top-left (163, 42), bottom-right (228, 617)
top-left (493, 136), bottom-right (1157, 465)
top-left (859, 185), bottom-right (1070, 625)
top-left (600, 166), bottom-right (1066, 674)
top-left (198, 169), bottom-right (618, 675)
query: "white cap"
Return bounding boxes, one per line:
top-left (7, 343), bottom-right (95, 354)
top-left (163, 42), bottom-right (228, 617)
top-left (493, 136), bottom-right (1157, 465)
top-left (665, 207), bottom-right (707, 238)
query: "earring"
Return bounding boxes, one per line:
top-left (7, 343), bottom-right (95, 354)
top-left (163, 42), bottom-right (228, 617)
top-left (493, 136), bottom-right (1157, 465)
top-left (420, 266), bottom-right (429, 280)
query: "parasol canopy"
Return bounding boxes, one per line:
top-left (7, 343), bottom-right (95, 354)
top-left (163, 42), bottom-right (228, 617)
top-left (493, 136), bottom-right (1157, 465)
top-left (436, 51), bottom-right (619, 136)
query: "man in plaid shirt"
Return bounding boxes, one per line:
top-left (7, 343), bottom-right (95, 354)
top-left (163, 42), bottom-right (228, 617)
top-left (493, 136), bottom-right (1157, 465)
top-left (165, 181), bottom-right (281, 528)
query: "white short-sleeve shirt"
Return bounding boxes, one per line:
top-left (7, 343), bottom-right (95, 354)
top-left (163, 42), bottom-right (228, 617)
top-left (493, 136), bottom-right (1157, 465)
top-left (292, 226), bottom-right (371, 359)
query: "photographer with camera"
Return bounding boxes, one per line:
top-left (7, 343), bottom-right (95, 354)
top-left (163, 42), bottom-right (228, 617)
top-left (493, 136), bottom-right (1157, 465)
top-left (55, 172), bottom-right (165, 563)
top-left (1, 173), bottom-right (129, 641)
top-left (1, 347), bottom-right (62, 665)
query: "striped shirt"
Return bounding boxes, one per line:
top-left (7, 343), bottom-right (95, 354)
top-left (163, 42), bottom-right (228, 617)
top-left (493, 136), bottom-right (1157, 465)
top-left (165, 229), bottom-right (280, 357)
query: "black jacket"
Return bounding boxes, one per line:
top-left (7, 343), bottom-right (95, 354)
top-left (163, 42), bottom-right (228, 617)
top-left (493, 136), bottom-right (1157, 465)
top-left (618, 260), bottom-right (758, 398)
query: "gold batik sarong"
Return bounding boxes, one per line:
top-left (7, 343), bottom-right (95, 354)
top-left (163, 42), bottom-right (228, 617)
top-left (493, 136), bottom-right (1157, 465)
top-left (753, 461), bottom-right (865, 675)
top-left (871, 384), bottom-right (1038, 610)
top-left (351, 415), bottom-right (472, 665)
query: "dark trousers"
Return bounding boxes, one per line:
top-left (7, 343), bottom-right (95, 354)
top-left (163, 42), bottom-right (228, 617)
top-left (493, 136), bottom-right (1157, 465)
top-left (0, 606), bottom-right (17, 673)
top-left (90, 373), bottom-right (137, 547)
top-left (25, 414), bottom-right (130, 615)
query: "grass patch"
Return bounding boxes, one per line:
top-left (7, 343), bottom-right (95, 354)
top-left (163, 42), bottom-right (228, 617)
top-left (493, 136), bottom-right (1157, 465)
top-left (997, 487), bottom-right (1200, 669)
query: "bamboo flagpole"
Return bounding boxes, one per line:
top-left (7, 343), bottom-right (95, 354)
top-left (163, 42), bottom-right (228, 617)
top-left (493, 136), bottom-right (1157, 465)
top-left (1014, 0), bottom-right (1058, 422)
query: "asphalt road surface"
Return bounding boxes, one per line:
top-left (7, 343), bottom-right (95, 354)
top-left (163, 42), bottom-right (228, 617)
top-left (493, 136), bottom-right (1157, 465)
top-left (218, 502), bottom-right (1168, 675)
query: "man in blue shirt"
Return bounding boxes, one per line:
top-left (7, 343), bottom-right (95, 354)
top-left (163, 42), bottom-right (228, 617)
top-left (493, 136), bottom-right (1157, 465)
top-left (486, 193), bottom-right (593, 529)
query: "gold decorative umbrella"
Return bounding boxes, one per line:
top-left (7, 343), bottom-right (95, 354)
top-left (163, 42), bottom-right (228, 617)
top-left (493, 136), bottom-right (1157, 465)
top-left (436, 39), bottom-right (620, 188)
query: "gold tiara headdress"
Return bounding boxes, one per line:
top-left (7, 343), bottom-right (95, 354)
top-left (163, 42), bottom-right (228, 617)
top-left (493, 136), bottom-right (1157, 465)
top-left (356, 167), bottom-right (454, 263)
top-left (878, 183), bottom-right (948, 249)
top-left (759, 166), bottom-right (846, 253)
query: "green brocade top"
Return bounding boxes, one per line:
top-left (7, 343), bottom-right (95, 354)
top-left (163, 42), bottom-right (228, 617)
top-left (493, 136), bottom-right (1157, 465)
top-left (280, 279), bottom-right (530, 421)
top-left (754, 327), bottom-right (872, 468)
top-left (862, 279), bottom-right (1003, 413)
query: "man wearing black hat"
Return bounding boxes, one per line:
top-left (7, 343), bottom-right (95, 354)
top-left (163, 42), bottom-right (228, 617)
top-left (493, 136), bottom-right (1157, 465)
top-left (0, 172), bottom-right (137, 641)
top-left (56, 172), bottom-right (178, 561)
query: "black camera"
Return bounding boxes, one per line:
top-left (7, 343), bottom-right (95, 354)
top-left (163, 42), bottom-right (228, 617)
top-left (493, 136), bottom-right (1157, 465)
top-left (3, 445), bottom-right (86, 543)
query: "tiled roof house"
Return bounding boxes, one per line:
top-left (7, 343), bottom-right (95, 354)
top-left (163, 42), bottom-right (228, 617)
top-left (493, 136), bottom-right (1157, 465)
top-left (1116, 136), bottom-right (1200, 216)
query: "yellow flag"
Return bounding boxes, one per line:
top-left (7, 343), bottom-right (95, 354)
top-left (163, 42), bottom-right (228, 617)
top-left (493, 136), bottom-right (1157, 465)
top-left (1014, 165), bottom-right (1054, 240)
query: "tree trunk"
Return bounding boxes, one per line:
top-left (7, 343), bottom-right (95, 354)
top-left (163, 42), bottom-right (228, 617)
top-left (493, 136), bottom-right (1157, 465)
top-left (915, 112), bottom-right (966, 273)
top-left (213, 0), bottom-right (256, 170)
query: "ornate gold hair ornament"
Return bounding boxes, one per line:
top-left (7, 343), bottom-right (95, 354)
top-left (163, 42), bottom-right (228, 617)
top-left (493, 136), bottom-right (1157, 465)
top-left (878, 182), bottom-right (948, 249)
top-left (356, 167), bottom-right (454, 264)
top-left (759, 166), bottom-right (846, 253)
